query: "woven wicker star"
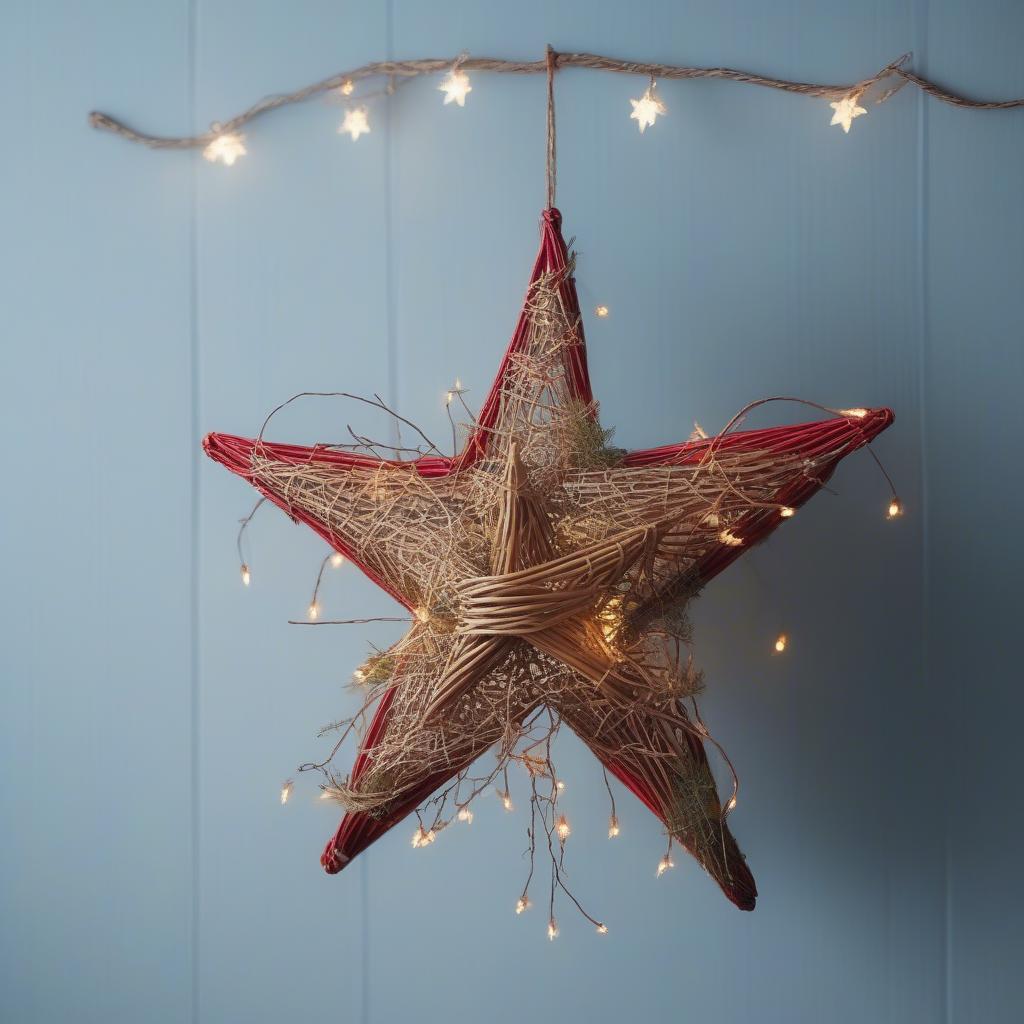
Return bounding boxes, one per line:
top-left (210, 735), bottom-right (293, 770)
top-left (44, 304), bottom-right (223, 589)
top-left (205, 208), bottom-right (892, 912)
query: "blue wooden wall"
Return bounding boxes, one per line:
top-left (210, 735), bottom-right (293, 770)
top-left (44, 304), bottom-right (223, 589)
top-left (2, 2), bottom-right (1021, 1022)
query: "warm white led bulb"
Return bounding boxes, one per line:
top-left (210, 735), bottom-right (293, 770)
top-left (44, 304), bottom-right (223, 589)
top-left (515, 896), bottom-right (531, 915)
top-left (457, 807), bottom-right (474, 824)
top-left (339, 107), bottom-right (370, 141)
top-left (829, 94), bottom-right (867, 134)
top-left (240, 563), bottom-right (251, 586)
top-left (203, 132), bottom-right (247, 166)
top-left (774, 634), bottom-right (788, 653)
top-left (556, 815), bottom-right (571, 842)
top-left (656, 854), bottom-right (674, 878)
top-left (308, 602), bottom-right (319, 621)
top-left (888, 498), bottom-right (904, 519)
top-left (630, 82), bottom-right (667, 133)
top-left (780, 506), bottom-right (796, 519)
top-left (548, 918), bottom-right (559, 941)
top-left (280, 780), bottom-right (293, 805)
top-left (438, 68), bottom-right (472, 107)
top-left (608, 815), bottom-right (620, 839)
top-left (330, 552), bottom-right (345, 568)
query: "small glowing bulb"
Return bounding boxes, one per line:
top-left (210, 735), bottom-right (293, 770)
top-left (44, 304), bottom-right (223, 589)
top-left (308, 602), bottom-right (319, 621)
top-left (726, 795), bottom-right (738, 812)
top-left (415, 606), bottom-right (430, 624)
top-left (774, 634), bottom-right (788, 653)
top-left (656, 854), bottom-right (675, 878)
top-left (330, 552), bottom-right (345, 568)
top-left (498, 790), bottom-right (513, 812)
top-left (556, 815), bottom-right (571, 842)
top-left (339, 79), bottom-right (355, 97)
top-left (515, 896), bottom-right (531, 915)
top-left (280, 780), bottom-right (293, 805)
top-left (240, 563), bottom-right (251, 586)
top-left (596, 923), bottom-right (608, 935)
top-left (829, 93), bottom-right (867, 134)
top-left (556, 780), bottom-right (566, 792)
top-left (203, 132), bottom-right (247, 166)
top-left (319, 790), bottom-right (332, 800)
top-left (411, 826), bottom-right (436, 848)
top-left (438, 68), bottom-right (472, 107)
top-left (445, 391), bottom-right (454, 406)
top-left (339, 107), bottom-right (370, 141)
top-left (888, 498), bottom-right (904, 519)
top-left (840, 407), bottom-right (869, 419)
top-left (608, 815), bottom-right (620, 839)
top-left (719, 530), bottom-right (743, 547)
top-left (353, 668), bottom-right (366, 682)
top-left (457, 807), bottom-right (474, 824)
top-left (594, 305), bottom-right (609, 318)
top-left (780, 506), bottom-right (796, 519)
top-left (454, 377), bottom-right (462, 391)
top-left (548, 918), bottom-right (559, 941)
top-left (630, 81), bottom-right (667, 133)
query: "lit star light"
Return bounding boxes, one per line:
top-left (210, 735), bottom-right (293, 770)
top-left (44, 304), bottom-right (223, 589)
top-left (438, 68), bottom-right (472, 107)
top-left (203, 132), bottom-right (247, 166)
top-left (630, 81), bottom-right (666, 133)
top-left (204, 208), bottom-right (894, 914)
top-left (829, 94), bottom-right (867, 134)
top-left (339, 107), bottom-right (371, 141)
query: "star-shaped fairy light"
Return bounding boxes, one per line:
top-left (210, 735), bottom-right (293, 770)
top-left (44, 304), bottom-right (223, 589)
top-left (205, 208), bottom-right (893, 918)
top-left (829, 93), bottom-right (867, 133)
top-left (339, 106), bottom-right (371, 141)
top-left (203, 131), bottom-right (247, 166)
top-left (438, 68), bottom-right (472, 107)
top-left (630, 80), bottom-right (667, 133)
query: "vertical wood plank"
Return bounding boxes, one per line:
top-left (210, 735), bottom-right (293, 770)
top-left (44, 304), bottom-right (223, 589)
top-left (194, 2), bottom-right (389, 1020)
top-left (0, 2), bottom-right (195, 1021)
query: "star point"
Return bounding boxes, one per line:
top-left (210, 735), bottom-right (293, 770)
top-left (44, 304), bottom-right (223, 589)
top-left (630, 82), bottom-right (667, 133)
top-left (438, 68), bottom-right (472, 107)
top-left (339, 107), bottom-right (370, 141)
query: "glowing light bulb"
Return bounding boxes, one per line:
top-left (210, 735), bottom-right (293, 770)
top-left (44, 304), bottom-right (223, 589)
top-left (888, 498), bottom-right (904, 519)
top-left (774, 634), bottom-right (788, 653)
top-left (515, 896), bottom-right (531, 915)
top-left (415, 606), bottom-right (430, 624)
top-left (339, 107), bottom-right (370, 141)
top-left (726, 795), bottom-right (738, 812)
top-left (240, 563), bottom-right (251, 586)
top-left (280, 780), bottom-right (293, 805)
top-left (353, 668), bottom-right (366, 682)
top-left (438, 68), bottom-right (472, 107)
top-left (308, 602), bottom-right (319, 621)
top-left (608, 815), bottom-right (620, 838)
top-left (330, 552), bottom-right (345, 568)
top-left (203, 132), bottom-right (247, 166)
top-left (596, 923), bottom-right (608, 935)
top-left (556, 780), bottom-right (566, 793)
top-left (829, 93), bottom-right (867, 134)
top-left (556, 815), bottom-right (571, 842)
top-left (656, 854), bottom-right (675, 878)
top-left (319, 790), bottom-right (332, 800)
top-left (548, 918), bottom-right (559, 941)
top-left (780, 506), bottom-right (796, 519)
top-left (457, 807), bottom-right (474, 824)
top-left (840, 407), bottom-right (868, 419)
top-left (630, 81), bottom-right (667, 133)
top-left (445, 390), bottom-right (454, 406)
top-left (719, 530), bottom-right (743, 547)
top-left (594, 305), bottom-right (609, 318)
top-left (498, 790), bottom-right (513, 812)
top-left (411, 826), bottom-right (436, 848)
top-left (339, 79), bottom-right (355, 97)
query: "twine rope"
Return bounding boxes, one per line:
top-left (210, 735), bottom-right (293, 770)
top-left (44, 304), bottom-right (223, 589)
top-left (89, 49), bottom-right (1024, 151)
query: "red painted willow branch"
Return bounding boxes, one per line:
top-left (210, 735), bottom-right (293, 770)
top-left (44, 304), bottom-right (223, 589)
top-left (88, 49), bottom-right (1024, 150)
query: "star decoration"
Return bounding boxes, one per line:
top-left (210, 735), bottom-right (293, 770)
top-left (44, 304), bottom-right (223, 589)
top-left (202, 131), bottom-right (247, 166)
top-left (438, 68), bottom-right (472, 107)
top-left (829, 93), bottom-right (867, 133)
top-left (339, 106), bottom-right (371, 141)
top-left (630, 82), bottom-right (667, 133)
top-left (205, 208), bottom-right (893, 912)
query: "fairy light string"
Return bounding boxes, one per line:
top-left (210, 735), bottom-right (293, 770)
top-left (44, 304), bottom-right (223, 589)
top-left (90, 49), bottom-right (1024, 161)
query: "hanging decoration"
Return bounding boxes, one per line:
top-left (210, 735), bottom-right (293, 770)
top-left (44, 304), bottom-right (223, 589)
top-left (204, 201), bottom-right (894, 923)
